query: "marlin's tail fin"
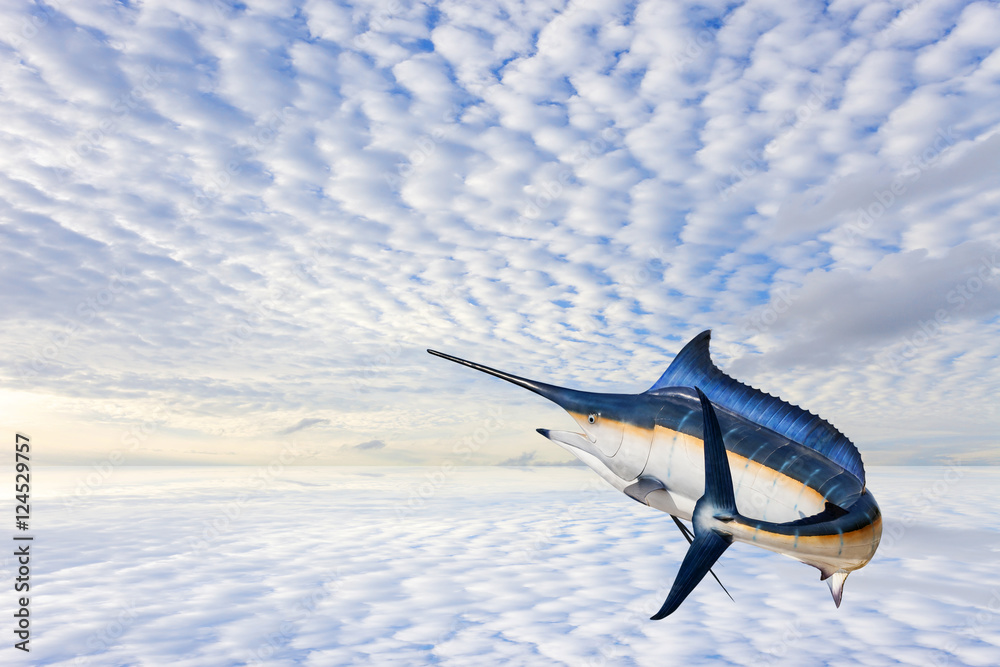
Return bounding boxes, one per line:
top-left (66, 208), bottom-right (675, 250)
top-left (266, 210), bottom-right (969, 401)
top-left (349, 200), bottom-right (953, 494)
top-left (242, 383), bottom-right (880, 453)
top-left (652, 387), bottom-right (737, 620)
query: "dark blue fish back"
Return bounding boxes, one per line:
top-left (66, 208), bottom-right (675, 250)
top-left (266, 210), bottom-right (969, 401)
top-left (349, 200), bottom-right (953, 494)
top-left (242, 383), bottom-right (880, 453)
top-left (649, 330), bottom-right (866, 486)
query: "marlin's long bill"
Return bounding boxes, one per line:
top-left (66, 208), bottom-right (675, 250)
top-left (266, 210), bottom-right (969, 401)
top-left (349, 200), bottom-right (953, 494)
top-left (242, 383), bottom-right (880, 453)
top-left (428, 331), bottom-right (882, 619)
top-left (426, 349), bottom-right (589, 406)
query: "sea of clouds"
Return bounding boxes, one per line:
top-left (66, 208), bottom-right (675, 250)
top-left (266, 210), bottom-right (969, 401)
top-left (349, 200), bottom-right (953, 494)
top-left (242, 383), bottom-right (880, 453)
top-left (2, 465), bottom-right (997, 665)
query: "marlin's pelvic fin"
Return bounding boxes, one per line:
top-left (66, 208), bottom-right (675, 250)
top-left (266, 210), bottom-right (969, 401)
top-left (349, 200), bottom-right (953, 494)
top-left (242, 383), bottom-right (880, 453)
top-left (670, 515), bottom-right (734, 602)
top-left (652, 530), bottom-right (732, 620)
top-left (652, 387), bottom-right (737, 620)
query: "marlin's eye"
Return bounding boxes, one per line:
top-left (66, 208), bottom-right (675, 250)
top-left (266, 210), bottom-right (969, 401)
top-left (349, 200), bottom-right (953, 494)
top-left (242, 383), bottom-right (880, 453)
top-left (588, 414), bottom-right (596, 424)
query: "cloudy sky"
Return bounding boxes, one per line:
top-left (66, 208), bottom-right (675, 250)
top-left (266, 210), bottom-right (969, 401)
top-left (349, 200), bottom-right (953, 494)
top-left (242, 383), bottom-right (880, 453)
top-left (2, 0), bottom-right (999, 466)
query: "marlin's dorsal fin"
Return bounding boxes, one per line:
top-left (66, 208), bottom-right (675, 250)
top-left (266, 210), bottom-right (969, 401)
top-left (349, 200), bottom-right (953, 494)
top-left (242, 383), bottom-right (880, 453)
top-left (649, 331), bottom-right (866, 485)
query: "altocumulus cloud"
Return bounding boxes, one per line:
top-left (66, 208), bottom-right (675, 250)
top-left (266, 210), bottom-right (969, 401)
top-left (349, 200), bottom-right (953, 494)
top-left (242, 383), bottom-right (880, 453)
top-left (0, 0), bottom-right (999, 464)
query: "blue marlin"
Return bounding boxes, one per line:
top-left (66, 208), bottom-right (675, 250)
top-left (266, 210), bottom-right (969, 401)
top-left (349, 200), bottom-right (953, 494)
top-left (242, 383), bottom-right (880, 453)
top-left (428, 331), bottom-right (881, 618)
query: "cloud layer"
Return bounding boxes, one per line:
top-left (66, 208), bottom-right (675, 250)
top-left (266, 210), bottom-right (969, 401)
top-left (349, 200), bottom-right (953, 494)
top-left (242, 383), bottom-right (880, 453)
top-left (13, 465), bottom-right (999, 666)
top-left (1, 0), bottom-right (999, 464)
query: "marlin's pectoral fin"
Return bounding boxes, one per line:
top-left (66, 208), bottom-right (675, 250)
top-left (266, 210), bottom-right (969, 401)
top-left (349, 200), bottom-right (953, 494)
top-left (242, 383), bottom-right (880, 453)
top-left (670, 515), bottom-right (733, 602)
top-left (696, 387), bottom-right (737, 514)
top-left (652, 388), bottom-right (738, 620)
top-left (651, 529), bottom-right (732, 619)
